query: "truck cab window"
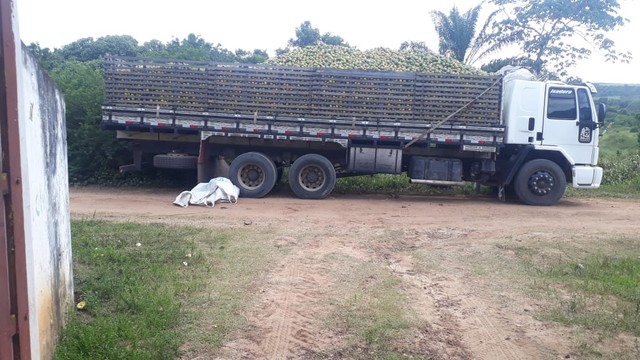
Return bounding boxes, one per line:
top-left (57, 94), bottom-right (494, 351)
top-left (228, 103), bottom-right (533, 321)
top-left (577, 88), bottom-right (593, 122)
top-left (547, 87), bottom-right (576, 120)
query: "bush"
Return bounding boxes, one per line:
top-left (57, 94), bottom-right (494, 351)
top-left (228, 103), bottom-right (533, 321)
top-left (600, 153), bottom-right (640, 187)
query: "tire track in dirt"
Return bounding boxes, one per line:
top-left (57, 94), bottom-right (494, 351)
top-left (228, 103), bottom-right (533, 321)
top-left (261, 262), bottom-right (302, 359)
top-left (384, 225), bottom-right (569, 360)
top-left (221, 236), bottom-right (366, 359)
top-left (383, 226), bottom-right (530, 360)
top-left (249, 262), bottom-right (331, 359)
top-left (450, 281), bottom-right (525, 360)
top-left (260, 261), bottom-right (331, 359)
top-left (388, 260), bottom-right (474, 360)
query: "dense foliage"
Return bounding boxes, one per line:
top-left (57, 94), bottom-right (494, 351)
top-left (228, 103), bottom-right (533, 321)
top-left (484, 0), bottom-right (630, 77)
top-left (593, 84), bottom-right (640, 190)
top-left (31, 34), bottom-right (268, 184)
top-left (287, 21), bottom-right (348, 48)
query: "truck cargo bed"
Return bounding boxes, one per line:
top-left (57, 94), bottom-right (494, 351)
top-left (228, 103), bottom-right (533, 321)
top-left (103, 57), bottom-right (503, 127)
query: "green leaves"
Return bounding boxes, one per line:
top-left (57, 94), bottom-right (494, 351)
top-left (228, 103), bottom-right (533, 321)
top-left (486, 0), bottom-right (631, 77)
top-left (287, 21), bottom-right (349, 49)
top-left (60, 35), bottom-right (139, 62)
top-left (29, 34), bottom-right (271, 185)
top-left (430, 5), bottom-right (483, 64)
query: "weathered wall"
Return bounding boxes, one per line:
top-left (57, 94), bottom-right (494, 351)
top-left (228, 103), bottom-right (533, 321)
top-left (15, 39), bottom-right (73, 360)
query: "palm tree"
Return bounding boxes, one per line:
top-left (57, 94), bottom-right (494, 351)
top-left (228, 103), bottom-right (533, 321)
top-left (430, 4), bottom-right (494, 65)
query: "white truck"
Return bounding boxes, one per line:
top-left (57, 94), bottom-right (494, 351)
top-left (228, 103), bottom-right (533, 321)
top-left (101, 57), bottom-right (605, 205)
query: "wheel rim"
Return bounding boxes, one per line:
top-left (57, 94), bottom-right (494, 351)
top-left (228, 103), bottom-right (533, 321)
top-left (238, 163), bottom-right (265, 189)
top-left (528, 171), bottom-right (555, 196)
top-left (298, 165), bottom-right (325, 191)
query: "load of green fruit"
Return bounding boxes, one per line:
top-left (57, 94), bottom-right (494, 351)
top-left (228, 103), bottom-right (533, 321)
top-left (267, 44), bottom-right (485, 75)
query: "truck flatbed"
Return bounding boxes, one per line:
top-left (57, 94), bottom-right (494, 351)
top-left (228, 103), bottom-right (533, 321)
top-left (102, 57), bottom-right (504, 151)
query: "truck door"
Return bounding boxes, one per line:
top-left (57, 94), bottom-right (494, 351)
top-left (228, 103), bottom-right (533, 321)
top-left (542, 86), bottom-right (597, 165)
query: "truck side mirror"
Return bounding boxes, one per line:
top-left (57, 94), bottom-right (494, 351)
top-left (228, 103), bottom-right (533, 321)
top-left (597, 103), bottom-right (606, 124)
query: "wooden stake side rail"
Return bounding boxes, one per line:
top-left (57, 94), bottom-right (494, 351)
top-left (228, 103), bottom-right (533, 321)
top-left (102, 106), bottom-right (505, 152)
top-left (104, 57), bottom-right (503, 127)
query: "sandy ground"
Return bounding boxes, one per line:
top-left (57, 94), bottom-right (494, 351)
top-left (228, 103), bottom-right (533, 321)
top-left (70, 187), bottom-right (640, 359)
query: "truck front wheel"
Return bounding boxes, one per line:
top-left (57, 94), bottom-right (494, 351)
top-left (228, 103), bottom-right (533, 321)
top-left (288, 154), bottom-right (336, 199)
top-left (229, 152), bottom-right (277, 198)
top-left (514, 159), bottom-right (566, 206)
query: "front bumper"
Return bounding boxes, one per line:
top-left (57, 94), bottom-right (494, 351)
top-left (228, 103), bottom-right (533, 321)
top-left (572, 166), bottom-right (603, 188)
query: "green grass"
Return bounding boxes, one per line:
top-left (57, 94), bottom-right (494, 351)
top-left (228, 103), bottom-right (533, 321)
top-left (600, 128), bottom-right (638, 158)
top-left (490, 236), bottom-right (640, 359)
top-left (55, 220), bottom-right (278, 360)
top-left (55, 220), bottom-right (204, 359)
top-left (334, 173), bottom-right (474, 196)
top-left (542, 255), bottom-right (640, 336)
top-left (342, 275), bottom-right (409, 351)
top-left (322, 256), bottom-right (417, 359)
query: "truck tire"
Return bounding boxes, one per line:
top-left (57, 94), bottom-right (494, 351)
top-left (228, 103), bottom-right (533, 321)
top-left (288, 154), bottom-right (336, 199)
top-left (514, 159), bottom-right (566, 206)
top-left (153, 153), bottom-right (198, 169)
top-left (229, 152), bottom-right (277, 198)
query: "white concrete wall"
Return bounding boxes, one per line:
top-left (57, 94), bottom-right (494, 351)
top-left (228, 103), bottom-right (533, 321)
top-left (13, 6), bottom-right (73, 358)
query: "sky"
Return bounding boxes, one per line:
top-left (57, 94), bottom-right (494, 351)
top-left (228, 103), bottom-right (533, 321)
top-left (12, 0), bottom-right (640, 84)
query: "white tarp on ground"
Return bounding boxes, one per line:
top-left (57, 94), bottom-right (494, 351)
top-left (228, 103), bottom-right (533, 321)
top-left (173, 177), bottom-right (240, 208)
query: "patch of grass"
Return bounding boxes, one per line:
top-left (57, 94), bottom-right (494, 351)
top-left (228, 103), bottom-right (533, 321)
top-left (325, 258), bottom-right (414, 359)
top-left (543, 255), bottom-right (640, 336)
top-left (178, 226), bottom-right (280, 353)
top-left (56, 220), bottom-right (205, 359)
top-left (600, 126), bottom-right (639, 158)
top-left (483, 233), bottom-right (640, 360)
top-left (335, 173), bottom-right (474, 196)
top-left (56, 220), bottom-right (279, 359)
top-left (490, 236), bottom-right (640, 358)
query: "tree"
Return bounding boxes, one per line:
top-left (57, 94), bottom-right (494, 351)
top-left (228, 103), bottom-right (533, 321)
top-left (27, 42), bottom-right (63, 71)
top-left (59, 35), bottom-right (139, 61)
top-left (289, 21), bottom-right (320, 47)
top-left (139, 39), bottom-right (166, 55)
top-left (48, 60), bottom-right (130, 183)
top-left (320, 33), bottom-right (347, 46)
top-left (234, 49), bottom-right (269, 64)
top-left (138, 34), bottom-right (243, 62)
top-left (430, 5), bottom-right (487, 63)
top-left (164, 33), bottom-right (213, 61)
top-left (485, 0), bottom-right (631, 77)
top-left (399, 41), bottom-right (430, 51)
top-left (287, 21), bottom-right (348, 48)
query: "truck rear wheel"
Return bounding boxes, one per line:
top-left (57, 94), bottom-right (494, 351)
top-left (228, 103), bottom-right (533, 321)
top-left (514, 159), bottom-right (566, 206)
top-left (229, 152), bottom-right (277, 198)
top-left (288, 154), bottom-right (336, 199)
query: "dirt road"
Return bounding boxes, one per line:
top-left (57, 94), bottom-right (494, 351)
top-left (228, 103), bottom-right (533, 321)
top-left (70, 187), bottom-right (640, 359)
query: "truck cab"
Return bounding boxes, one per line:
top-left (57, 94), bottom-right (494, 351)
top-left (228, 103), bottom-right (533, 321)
top-left (501, 79), bottom-right (604, 203)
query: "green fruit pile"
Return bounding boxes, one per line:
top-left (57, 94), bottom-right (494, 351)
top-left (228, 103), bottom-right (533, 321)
top-left (267, 44), bottom-right (485, 75)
